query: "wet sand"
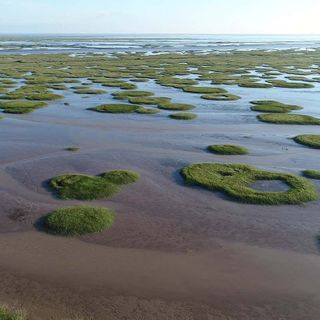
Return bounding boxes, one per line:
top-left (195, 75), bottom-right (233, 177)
top-left (0, 75), bottom-right (320, 319)
top-left (1, 231), bottom-right (320, 319)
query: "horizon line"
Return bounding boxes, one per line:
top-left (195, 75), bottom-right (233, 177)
top-left (1, 32), bottom-right (320, 36)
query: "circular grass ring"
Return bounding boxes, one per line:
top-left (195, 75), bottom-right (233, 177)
top-left (293, 135), bottom-right (320, 149)
top-left (208, 144), bottom-right (248, 155)
top-left (181, 163), bottom-right (318, 205)
top-left (169, 112), bottom-right (197, 120)
top-left (46, 206), bottom-right (115, 236)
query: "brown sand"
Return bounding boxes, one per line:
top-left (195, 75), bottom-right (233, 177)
top-left (1, 231), bottom-right (320, 319)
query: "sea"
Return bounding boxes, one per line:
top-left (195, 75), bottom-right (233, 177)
top-left (0, 34), bottom-right (320, 55)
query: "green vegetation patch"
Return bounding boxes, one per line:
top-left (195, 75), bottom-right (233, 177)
top-left (135, 107), bottom-right (160, 114)
top-left (250, 100), bottom-right (302, 113)
top-left (158, 103), bottom-right (195, 111)
top-left (88, 104), bottom-right (140, 113)
top-left (49, 84), bottom-right (68, 90)
top-left (45, 206), bottom-right (115, 236)
top-left (181, 163), bottom-right (318, 205)
top-left (169, 112), bottom-right (197, 120)
top-left (207, 144), bottom-right (248, 155)
top-left (0, 100), bottom-right (47, 114)
top-left (112, 90), bottom-right (154, 100)
top-left (238, 81), bottom-right (273, 88)
top-left (128, 96), bottom-right (171, 105)
top-left (49, 169), bottom-right (140, 200)
top-left (303, 170), bottom-right (320, 180)
top-left (74, 88), bottom-right (106, 94)
top-left (201, 93), bottom-right (241, 101)
top-left (182, 86), bottom-right (227, 94)
top-left (0, 306), bottom-right (25, 320)
top-left (267, 80), bottom-right (314, 88)
top-left (293, 135), bottom-right (320, 149)
top-left (257, 114), bottom-right (320, 125)
top-left (65, 147), bottom-right (80, 152)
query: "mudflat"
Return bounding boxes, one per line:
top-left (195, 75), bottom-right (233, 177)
top-left (0, 49), bottom-right (320, 319)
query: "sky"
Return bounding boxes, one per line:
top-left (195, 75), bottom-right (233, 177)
top-left (1, 0), bottom-right (320, 34)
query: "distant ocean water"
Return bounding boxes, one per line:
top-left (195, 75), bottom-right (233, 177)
top-left (0, 34), bottom-right (320, 54)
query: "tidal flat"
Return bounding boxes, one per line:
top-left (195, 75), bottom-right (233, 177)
top-left (0, 47), bottom-right (320, 320)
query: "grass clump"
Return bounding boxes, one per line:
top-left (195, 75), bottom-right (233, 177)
top-left (267, 80), bottom-right (314, 88)
top-left (181, 163), bottom-right (318, 205)
top-left (169, 112), bottom-right (197, 120)
top-left (49, 84), bottom-right (68, 90)
top-left (101, 169), bottom-right (140, 184)
top-left (112, 90), bottom-right (154, 100)
top-left (201, 93), bottom-right (241, 101)
top-left (303, 170), bottom-right (320, 180)
top-left (158, 103), bottom-right (195, 111)
top-left (250, 100), bottom-right (302, 113)
top-left (293, 135), bottom-right (320, 149)
top-left (45, 206), bottom-right (115, 236)
top-left (0, 100), bottom-right (47, 114)
top-left (0, 306), bottom-right (25, 320)
top-left (208, 144), bottom-right (248, 155)
top-left (88, 104), bottom-right (140, 113)
top-left (257, 114), bottom-right (320, 125)
top-left (238, 81), bottom-right (273, 88)
top-left (65, 147), bottom-right (80, 152)
top-left (128, 96), bottom-right (171, 105)
top-left (49, 170), bottom-right (140, 200)
top-left (135, 107), bottom-right (160, 114)
top-left (182, 86), bottom-right (227, 94)
top-left (74, 89), bottom-right (106, 94)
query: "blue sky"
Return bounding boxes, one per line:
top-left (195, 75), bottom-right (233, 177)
top-left (1, 0), bottom-right (319, 34)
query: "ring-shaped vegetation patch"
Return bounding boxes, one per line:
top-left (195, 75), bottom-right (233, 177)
top-left (181, 163), bottom-right (318, 205)
top-left (49, 170), bottom-right (140, 200)
top-left (45, 206), bottom-right (115, 236)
